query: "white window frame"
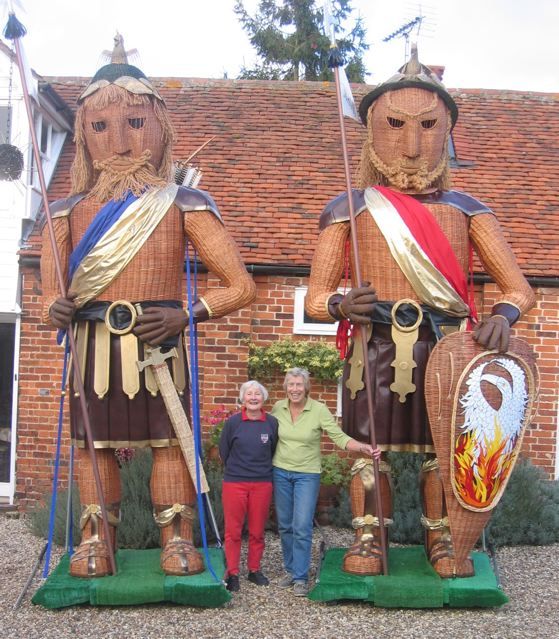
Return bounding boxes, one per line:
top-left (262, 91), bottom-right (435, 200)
top-left (293, 286), bottom-right (341, 335)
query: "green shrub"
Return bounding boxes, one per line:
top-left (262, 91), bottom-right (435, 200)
top-left (320, 453), bottom-right (351, 487)
top-left (26, 485), bottom-right (82, 547)
top-left (327, 453), bottom-right (559, 547)
top-left (485, 457), bottom-right (559, 546)
top-left (193, 460), bottom-right (225, 545)
top-left (247, 338), bottom-right (343, 382)
top-left (327, 486), bottom-right (352, 528)
top-left (389, 452), bottom-right (424, 545)
top-left (117, 449), bottom-right (159, 549)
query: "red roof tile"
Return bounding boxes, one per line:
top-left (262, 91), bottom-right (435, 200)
top-left (42, 78), bottom-right (559, 277)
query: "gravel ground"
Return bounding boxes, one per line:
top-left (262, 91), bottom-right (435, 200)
top-left (0, 514), bottom-right (557, 639)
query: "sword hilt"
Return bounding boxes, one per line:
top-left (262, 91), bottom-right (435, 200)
top-left (137, 346), bottom-right (177, 372)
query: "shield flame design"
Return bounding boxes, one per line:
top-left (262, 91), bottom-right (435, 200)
top-left (425, 333), bottom-right (538, 566)
top-left (452, 355), bottom-right (533, 512)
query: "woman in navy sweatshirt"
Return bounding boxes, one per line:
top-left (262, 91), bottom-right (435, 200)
top-left (219, 380), bottom-right (278, 592)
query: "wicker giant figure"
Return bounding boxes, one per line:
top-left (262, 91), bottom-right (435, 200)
top-left (306, 47), bottom-right (535, 577)
top-left (41, 44), bottom-right (256, 578)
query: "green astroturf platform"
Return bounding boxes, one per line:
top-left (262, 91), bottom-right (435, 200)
top-left (308, 546), bottom-right (508, 608)
top-left (32, 548), bottom-right (231, 609)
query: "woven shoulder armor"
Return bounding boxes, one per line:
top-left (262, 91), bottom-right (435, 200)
top-left (50, 193), bottom-right (88, 218)
top-left (414, 190), bottom-right (493, 216)
top-left (174, 186), bottom-right (222, 222)
top-left (36, 193), bottom-right (87, 232)
top-left (319, 189), bottom-right (367, 230)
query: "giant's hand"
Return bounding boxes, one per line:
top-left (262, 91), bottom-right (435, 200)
top-left (134, 307), bottom-right (188, 346)
top-left (339, 282), bottom-right (377, 324)
top-left (472, 315), bottom-right (510, 353)
top-left (49, 296), bottom-right (77, 329)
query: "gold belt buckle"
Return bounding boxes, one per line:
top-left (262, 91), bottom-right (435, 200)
top-left (390, 299), bottom-right (423, 403)
top-left (104, 300), bottom-right (138, 335)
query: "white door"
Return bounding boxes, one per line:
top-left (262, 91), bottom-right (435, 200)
top-left (0, 315), bottom-right (19, 502)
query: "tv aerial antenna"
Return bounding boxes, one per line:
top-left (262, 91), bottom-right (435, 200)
top-left (382, 4), bottom-right (436, 62)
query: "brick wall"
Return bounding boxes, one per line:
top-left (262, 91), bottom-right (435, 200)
top-left (14, 268), bottom-right (559, 508)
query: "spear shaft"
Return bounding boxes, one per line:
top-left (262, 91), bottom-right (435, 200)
top-left (331, 64), bottom-right (388, 575)
top-left (10, 27), bottom-right (116, 575)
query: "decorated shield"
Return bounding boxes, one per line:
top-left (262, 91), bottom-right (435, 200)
top-left (425, 332), bottom-right (538, 566)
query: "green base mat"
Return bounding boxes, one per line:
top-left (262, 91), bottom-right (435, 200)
top-left (308, 546), bottom-right (508, 608)
top-left (32, 548), bottom-right (231, 609)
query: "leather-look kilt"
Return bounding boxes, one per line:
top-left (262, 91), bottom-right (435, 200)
top-left (341, 304), bottom-right (465, 453)
top-left (69, 301), bottom-right (189, 449)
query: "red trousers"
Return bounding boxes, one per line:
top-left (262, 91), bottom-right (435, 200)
top-left (222, 481), bottom-right (273, 576)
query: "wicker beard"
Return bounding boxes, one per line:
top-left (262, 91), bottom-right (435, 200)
top-left (367, 141), bottom-right (449, 192)
top-left (90, 150), bottom-right (167, 202)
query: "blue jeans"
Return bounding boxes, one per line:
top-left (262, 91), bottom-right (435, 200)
top-left (273, 467), bottom-right (321, 582)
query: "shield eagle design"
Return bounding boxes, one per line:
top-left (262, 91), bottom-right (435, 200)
top-left (425, 333), bottom-right (538, 566)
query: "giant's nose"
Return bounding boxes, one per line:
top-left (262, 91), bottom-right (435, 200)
top-left (403, 121), bottom-right (421, 159)
top-left (109, 120), bottom-right (131, 156)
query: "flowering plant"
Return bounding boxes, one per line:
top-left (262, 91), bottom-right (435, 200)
top-left (204, 405), bottom-right (234, 449)
top-left (115, 447), bottom-right (135, 466)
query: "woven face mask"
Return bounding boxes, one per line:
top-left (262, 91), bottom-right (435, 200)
top-left (367, 87), bottom-right (450, 193)
top-left (83, 98), bottom-right (165, 171)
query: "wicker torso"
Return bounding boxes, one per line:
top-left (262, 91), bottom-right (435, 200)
top-left (351, 202), bottom-right (470, 301)
top-left (69, 197), bottom-right (185, 301)
top-left (306, 191), bottom-right (535, 450)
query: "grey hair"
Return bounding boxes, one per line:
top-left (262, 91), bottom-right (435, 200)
top-left (283, 367), bottom-right (311, 393)
top-left (239, 380), bottom-right (269, 403)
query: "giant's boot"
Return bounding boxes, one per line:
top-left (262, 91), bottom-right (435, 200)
top-left (70, 448), bottom-right (121, 578)
top-left (151, 446), bottom-right (204, 576)
top-left (342, 458), bottom-right (392, 575)
top-left (420, 456), bottom-right (474, 578)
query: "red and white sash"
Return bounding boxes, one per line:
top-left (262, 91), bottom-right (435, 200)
top-left (365, 186), bottom-right (476, 319)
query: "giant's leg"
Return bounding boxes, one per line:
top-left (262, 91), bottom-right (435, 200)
top-left (151, 446), bottom-right (204, 576)
top-left (420, 456), bottom-right (474, 578)
top-left (342, 458), bottom-right (392, 576)
top-left (70, 448), bottom-right (121, 578)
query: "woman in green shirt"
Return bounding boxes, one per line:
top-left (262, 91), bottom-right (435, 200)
top-left (271, 367), bottom-right (379, 596)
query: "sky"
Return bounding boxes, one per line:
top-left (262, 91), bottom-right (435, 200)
top-left (2, 0), bottom-right (558, 92)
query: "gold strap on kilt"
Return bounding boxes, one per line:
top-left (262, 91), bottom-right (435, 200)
top-left (390, 298), bottom-right (423, 403)
top-left (94, 322), bottom-right (110, 399)
top-left (73, 321), bottom-right (89, 398)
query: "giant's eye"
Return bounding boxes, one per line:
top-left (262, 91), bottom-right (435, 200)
top-left (91, 121), bottom-right (106, 133)
top-left (128, 117), bottom-right (145, 130)
top-left (421, 118), bottom-right (437, 129)
top-left (387, 117), bottom-right (405, 129)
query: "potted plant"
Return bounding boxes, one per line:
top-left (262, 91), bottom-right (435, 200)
top-left (317, 453), bottom-right (350, 525)
top-left (203, 405), bottom-right (234, 461)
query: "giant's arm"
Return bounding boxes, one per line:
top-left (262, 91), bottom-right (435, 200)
top-left (470, 213), bottom-right (535, 351)
top-left (40, 216), bottom-right (71, 325)
top-left (305, 222), bottom-right (349, 322)
top-left (185, 210), bottom-right (256, 319)
top-left (470, 213), bottom-right (536, 317)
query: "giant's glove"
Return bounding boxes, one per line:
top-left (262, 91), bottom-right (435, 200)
top-left (134, 307), bottom-right (188, 346)
top-left (335, 282), bottom-right (377, 324)
top-left (472, 315), bottom-right (510, 353)
top-left (48, 296), bottom-right (77, 329)
top-left (472, 303), bottom-right (519, 353)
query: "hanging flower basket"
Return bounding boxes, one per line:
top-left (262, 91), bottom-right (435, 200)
top-left (0, 144), bottom-right (24, 181)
